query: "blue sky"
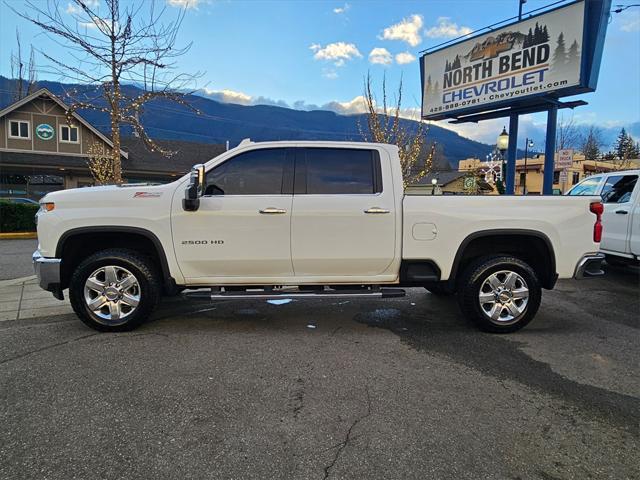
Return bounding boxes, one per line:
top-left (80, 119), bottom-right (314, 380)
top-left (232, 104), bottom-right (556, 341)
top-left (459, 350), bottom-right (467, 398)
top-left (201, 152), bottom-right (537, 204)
top-left (1, 0), bottom-right (639, 147)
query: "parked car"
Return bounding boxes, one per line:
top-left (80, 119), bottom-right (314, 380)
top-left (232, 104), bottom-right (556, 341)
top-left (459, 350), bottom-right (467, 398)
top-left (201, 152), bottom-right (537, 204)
top-left (0, 197), bottom-right (39, 205)
top-left (566, 170), bottom-right (639, 266)
top-left (33, 140), bottom-right (604, 333)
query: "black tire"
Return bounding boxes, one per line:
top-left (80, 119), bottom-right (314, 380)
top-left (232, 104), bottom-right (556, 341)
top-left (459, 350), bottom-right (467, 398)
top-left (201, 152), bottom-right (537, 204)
top-left (69, 248), bottom-right (161, 332)
top-left (424, 283), bottom-right (454, 296)
top-left (457, 255), bottom-right (541, 333)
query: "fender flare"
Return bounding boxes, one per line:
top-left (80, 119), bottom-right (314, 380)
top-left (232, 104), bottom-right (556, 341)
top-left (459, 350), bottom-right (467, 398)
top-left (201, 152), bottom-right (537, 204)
top-left (448, 229), bottom-right (557, 288)
top-left (56, 226), bottom-right (174, 285)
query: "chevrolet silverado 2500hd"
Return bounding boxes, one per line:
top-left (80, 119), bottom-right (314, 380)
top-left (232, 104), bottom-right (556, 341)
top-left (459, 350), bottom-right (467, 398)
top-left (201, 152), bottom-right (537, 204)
top-left (33, 140), bottom-right (605, 333)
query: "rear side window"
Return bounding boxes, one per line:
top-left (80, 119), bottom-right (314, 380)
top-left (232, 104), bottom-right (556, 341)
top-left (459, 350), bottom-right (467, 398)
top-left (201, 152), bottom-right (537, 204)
top-left (567, 176), bottom-right (601, 196)
top-left (298, 148), bottom-right (382, 194)
top-left (601, 175), bottom-right (638, 203)
top-left (205, 148), bottom-right (291, 195)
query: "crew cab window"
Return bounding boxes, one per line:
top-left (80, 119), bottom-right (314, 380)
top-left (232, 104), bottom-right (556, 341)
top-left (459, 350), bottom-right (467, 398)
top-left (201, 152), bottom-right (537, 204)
top-left (300, 148), bottom-right (381, 194)
top-left (205, 148), bottom-right (290, 195)
top-left (566, 176), bottom-right (601, 196)
top-left (601, 175), bottom-right (638, 203)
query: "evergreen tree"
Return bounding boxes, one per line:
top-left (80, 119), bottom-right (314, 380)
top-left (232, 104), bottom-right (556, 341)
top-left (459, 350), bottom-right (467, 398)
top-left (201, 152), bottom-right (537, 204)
top-left (542, 25), bottom-right (550, 43)
top-left (567, 40), bottom-right (580, 66)
top-left (553, 32), bottom-right (567, 67)
top-left (524, 27), bottom-right (533, 48)
top-left (581, 126), bottom-right (602, 161)
top-left (534, 23), bottom-right (541, 44)
top-left (614, 128), bottom-right (635, 159)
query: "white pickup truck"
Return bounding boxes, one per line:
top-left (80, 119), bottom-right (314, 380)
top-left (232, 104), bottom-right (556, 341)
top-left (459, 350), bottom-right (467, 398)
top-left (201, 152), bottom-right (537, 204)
top-left (567, 169), bottom-right (639, 266)
top-left (33, 140), bottom-right (605, 333)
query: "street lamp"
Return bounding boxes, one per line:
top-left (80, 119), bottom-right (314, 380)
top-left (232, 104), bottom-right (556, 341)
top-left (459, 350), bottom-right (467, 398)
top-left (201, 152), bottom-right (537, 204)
top-left (496, 127), bottom-right (509, 193)
top-left (523, 138), bottom-right (534, 195)
top-left (431, 177), bottom-right (438, 195)
top-left (497, 126), bottom-right (509, 153)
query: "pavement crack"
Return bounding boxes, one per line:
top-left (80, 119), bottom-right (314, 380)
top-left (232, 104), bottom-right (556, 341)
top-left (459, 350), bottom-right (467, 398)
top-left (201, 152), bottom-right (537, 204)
top-left (322, 386), bottom-right (372, 480)
top-left (0, 332), bottom-right (99, 366)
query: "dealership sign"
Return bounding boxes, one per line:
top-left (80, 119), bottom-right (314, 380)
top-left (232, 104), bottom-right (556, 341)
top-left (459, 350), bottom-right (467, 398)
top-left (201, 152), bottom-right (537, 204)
top-left (421, 0), bottom-right (608, 120)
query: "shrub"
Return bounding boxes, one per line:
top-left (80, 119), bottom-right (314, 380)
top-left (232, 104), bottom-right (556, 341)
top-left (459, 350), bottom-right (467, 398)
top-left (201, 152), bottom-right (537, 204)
top-left (0, 202), bottom-right (39, 232)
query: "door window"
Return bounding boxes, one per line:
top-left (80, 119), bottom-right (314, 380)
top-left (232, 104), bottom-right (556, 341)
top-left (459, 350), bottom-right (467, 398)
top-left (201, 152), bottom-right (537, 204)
top-left (601, 175), bottom-right (638, 203)
top-left (299, 148), bottom-right (381, 194)
top-left (205, 148), bottom-right (291, 195)
top-left (566, 176), bottom-right (601, 196)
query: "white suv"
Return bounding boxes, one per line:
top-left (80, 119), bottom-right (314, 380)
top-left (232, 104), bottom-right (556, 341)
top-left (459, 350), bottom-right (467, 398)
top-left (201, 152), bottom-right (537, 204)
top-left (567, 170), bottom-right (639, 265)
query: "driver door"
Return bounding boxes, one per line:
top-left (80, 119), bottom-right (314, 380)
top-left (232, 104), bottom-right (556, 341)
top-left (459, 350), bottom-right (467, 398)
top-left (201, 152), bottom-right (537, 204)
top-left (171, 147), bottom-right (295, 281)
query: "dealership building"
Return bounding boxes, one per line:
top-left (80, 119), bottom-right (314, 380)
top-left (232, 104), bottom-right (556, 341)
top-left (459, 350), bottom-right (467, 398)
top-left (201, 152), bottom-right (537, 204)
top-left (0, 88), bottom-right (225, 200)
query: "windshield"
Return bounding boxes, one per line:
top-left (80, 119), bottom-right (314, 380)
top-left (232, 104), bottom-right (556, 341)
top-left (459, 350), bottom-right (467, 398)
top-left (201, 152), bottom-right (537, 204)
top-left (566, 176), bottom-right (601, 196)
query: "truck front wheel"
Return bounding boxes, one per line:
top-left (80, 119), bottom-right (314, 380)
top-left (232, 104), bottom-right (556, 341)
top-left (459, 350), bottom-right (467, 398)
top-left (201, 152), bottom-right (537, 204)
top-left (69, 249), bottom-right (161, 332)
top-left (457, 256), bottom-right (541, 333)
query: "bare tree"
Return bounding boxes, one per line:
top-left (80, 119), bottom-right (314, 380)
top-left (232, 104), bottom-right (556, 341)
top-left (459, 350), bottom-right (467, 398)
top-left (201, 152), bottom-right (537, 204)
top-left (13, 0), bottom-right (202, 184)
top-left (10, 30), bottom-right (37, 101)
top-left (360, 73), bottom-right (434, 188)
top-left (556, 113), bottom-right (579, 150)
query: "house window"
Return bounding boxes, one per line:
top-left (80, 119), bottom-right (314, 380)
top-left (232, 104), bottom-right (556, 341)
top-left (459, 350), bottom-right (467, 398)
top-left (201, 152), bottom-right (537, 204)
top-left (9, 120), bottom-right (30, 139)
top-left (60, 124), bottom-right (79, 143)
top-left (572, 172), bottom-right (580, 185)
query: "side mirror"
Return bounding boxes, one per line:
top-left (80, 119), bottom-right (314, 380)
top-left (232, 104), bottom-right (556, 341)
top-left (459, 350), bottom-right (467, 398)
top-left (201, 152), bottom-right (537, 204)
top-left (183, 164), bottom-right (205, 211)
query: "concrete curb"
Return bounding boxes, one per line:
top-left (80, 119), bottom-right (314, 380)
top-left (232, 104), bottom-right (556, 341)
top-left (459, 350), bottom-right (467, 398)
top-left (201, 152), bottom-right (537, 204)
top-left (0, 275), bottom-right (37, 287)
top-left (0, 232), bottom-right (37, 239)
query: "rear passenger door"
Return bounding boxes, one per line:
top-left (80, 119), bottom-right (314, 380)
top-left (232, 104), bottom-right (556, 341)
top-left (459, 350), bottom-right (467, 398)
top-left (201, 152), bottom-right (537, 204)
top-left (290, 147), bottom-right (397, 278)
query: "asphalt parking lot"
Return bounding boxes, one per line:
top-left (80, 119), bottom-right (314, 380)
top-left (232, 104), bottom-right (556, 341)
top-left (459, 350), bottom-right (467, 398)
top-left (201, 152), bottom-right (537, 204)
top-left (0, 254), bottom-right (638, 479)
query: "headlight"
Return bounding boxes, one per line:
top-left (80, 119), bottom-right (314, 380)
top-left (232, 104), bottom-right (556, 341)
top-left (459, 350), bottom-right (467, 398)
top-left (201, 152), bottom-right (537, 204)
top-left (40, 202), bottom-right (55, 212)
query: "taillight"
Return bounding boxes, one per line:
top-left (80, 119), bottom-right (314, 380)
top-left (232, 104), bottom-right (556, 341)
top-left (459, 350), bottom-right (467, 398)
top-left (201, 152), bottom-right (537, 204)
top-left (590, 201), bottom-right (603, 242)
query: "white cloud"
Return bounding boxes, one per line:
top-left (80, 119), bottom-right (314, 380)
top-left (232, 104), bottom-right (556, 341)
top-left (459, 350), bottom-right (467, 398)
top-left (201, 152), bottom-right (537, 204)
top-left (322, 69), bottom-right (339, 80)
top-left (333, 3), bottom-right (350, 14)
top-left (368, 47), bottom-right (393, 65)
top-left (322, 96), bottom-right (368, 115)
top-left (395, 51), bottom-right (416, 65)
top-left (620, 13), bottom-right (640, 32)
top-left (380, 14), bottom-right (423, 47)
top-left (310, 42), bottom-right (362, 67)
top-left (167, 0), bottom-right (202, 8)
top-left (425, 17), bottom-right (473, 39)
top-left (66, 0), bottom-right (99, 14)
top-left (66, 2), bottom-right (80, 14)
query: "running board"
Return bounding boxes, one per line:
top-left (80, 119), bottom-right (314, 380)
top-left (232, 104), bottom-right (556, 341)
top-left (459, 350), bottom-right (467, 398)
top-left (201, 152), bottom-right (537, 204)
top-left (183, 287), bottom-right (406, 300)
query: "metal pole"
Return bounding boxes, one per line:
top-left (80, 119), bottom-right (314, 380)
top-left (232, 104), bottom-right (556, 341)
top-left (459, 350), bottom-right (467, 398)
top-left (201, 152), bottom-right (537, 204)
top-left (506, 114), bottom-right (518, 195)
top-left (518, 0), bottom-right (526, 20)
top-left (543, 105), bottom-right (558, 195)
top-left (523, 138), bottom-right (528, 195)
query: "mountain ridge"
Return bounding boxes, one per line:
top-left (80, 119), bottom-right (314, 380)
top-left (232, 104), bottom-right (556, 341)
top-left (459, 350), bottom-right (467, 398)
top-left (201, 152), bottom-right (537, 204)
top-left (0, 76), bottom-right (495, 166)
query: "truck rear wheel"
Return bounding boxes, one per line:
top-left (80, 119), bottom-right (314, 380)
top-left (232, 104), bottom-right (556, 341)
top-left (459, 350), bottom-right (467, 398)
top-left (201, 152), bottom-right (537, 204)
top-left (69, 249), bottom-right (161, 332)
top-left (457, 255), bottom-right (541, 333)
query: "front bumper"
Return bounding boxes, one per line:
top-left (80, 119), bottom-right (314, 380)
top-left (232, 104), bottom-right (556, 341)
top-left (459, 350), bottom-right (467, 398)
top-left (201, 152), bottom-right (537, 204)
top-left (32, 250), bottom-right (64, 300)
top-left (573, 253), bottom-right (605, 279)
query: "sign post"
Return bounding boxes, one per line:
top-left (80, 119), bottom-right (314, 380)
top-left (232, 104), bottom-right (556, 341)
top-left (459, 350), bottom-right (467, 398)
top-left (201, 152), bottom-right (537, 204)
top-left (556, 148), bottom-right (574, 193)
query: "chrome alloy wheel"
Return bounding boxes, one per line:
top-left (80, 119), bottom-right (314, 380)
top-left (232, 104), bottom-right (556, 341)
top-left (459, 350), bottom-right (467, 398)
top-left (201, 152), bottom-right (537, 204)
top-left (83, 265), bottom-right (141, 324)
top-left (478, 270), bottom-right (529, 324)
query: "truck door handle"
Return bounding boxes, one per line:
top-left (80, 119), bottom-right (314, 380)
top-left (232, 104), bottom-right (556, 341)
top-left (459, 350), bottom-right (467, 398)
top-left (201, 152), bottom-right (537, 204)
top-left (364, 207), bottom-right (390, 214)
top-left (259, 207), bottom-right (287, 214)
top-left (615, 210), bottom-right (628, 215)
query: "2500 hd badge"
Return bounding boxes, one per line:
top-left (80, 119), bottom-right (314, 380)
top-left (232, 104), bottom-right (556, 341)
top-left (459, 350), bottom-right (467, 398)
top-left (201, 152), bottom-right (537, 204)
top-left (181, 240), bottom-right (225, 245)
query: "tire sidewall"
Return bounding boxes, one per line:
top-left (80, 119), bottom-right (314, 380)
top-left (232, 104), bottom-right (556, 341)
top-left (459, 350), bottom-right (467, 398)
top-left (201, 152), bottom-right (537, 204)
top-left (69, 250), bottom-right (159, 332)
top-left (460, 256), bottom-right (541, 333)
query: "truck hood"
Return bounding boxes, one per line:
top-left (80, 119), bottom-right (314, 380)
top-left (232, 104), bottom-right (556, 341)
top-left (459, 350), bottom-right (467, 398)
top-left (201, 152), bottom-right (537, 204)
top-left (41, 182), bottom-right (177, 205)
